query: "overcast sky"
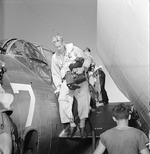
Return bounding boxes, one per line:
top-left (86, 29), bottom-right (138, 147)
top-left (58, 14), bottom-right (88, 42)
top-left (0, 0), bottom-right (129, 102)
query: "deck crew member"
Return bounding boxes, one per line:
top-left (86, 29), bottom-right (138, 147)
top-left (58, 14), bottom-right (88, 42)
top-left (93, 103), bottom-right (149, 154)
top-left (0, 61), bottom-right (17, 154)
top-left (51, 35), bottom-right (91, 138)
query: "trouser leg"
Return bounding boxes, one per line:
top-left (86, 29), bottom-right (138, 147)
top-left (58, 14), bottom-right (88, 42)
top-left (79, 118), bottom-right (86, 128)
top-left (75, 81), bottom-right (91, 121)
top-left (58, 81), bottom-right (75, 124)
top-left (79, 118), bottom-right (87, 138)
top-left (100, 72), bottom-right (109, 104)
top-left (73, 82), bottom-right (90, 139)
top-left (58, 99), bottom-right (74, 123)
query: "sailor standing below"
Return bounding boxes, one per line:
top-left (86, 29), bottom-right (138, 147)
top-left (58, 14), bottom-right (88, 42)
top-left (0, 94), bottom-right (14, 154)
top-left (51, 35), bottom-right (91, 138)
top-left (93, 103), bottom-right (149, 154)
top-left (0, 61), bottom-right (14, 154)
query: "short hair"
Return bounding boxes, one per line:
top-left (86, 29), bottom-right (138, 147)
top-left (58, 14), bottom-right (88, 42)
top-left (83, 47), bottom-right (91, 53)
top-left (112, 103), bottom-right (131, 120)
top-left (52, 35), bottom-right (63, 44)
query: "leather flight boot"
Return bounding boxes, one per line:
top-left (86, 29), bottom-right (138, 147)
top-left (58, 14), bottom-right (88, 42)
top-left (62, 123), bottom-right (70, 137)
top-left (68, 126), bottom-right (77, 138)
top-left (79, 127), bottom-right (87, 139)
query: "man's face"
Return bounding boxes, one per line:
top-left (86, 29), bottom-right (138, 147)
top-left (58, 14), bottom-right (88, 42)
top-left (84, 49), bottom-right (90, 56)
top-left (52, 38), bottom-right (65, 53)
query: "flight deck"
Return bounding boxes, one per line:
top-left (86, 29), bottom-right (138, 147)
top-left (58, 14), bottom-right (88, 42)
top-left (58, 103), bottom-right (119, 154)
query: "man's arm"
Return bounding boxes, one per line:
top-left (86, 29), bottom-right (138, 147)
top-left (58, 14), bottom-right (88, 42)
top-left (139, 131), bottom-right (150, 154)
top-left (93, 140), bottom-right (106, 154)
top-left (51, 56), bottom-right (62, 93)
top-left (140, 148), bottom-right (150, 154)
top-left (0, 132), bottom-right (12, 154)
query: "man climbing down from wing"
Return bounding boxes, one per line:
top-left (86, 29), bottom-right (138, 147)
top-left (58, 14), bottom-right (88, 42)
top-left (51, 35), bottom-right (91, 138)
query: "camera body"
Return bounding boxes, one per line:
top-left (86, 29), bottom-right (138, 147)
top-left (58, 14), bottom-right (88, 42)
top-left (66, 57), bottom-right (86, 90)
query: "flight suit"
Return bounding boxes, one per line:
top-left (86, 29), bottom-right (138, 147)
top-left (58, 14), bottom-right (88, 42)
top-left (51, 43), bottom-right (91, 124)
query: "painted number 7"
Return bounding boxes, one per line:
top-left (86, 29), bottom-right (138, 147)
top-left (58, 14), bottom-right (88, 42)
top-left (10, 83), bottom-right (35, 127)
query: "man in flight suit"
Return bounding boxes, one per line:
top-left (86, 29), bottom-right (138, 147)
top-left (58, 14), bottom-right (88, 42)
top-left (51, 35), bottom-right (91, 138)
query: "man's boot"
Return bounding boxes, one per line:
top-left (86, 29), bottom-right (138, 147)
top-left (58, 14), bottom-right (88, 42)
top-left (79, 127), bottom-right (87, 139)
top-left (68, 122), bottom-right (77, 138)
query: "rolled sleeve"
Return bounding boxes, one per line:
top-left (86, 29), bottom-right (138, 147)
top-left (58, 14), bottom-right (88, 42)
top-left (138, 131), bottom-right (149, 152)
top-left (100, 133), bottom-right (106, 147)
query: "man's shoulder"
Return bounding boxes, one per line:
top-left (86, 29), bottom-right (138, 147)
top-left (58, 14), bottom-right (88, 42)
top-left (128, 127), bottom-right (146, 135)
top-left (52, 53), bottom-right (57, 59)
top-left (101, 128), bottom-right (115, 136)
top-left (66, 43), bottom-right (81, 51)
top-left (66, 43), bottom-right (73, 50)
top-left (66, 43), bottom-right (82, 57)
top-left (73, 46), bottom-right (82, 51)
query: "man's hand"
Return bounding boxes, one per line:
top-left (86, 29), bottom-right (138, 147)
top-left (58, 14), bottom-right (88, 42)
top-left (0, 60), bottom-right (5, 67)
top-left (72, 67), bottom-right (84, 74)
top-left (54, 85), bottom-right (61, 98)
top-left (55, 92), bottom-right (60, 98)
top-left (2, 62), bottom-right (5, 67)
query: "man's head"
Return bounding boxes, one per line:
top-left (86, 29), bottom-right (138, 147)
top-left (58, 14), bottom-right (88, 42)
top-left (112, 103), bottom-right (131, 121)
top-left (83, 47), bottom-right (91, 53)
top-left (52, 35), bottom-right (65, 53)
top-left (83, 47), bottom-right (91, 56)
